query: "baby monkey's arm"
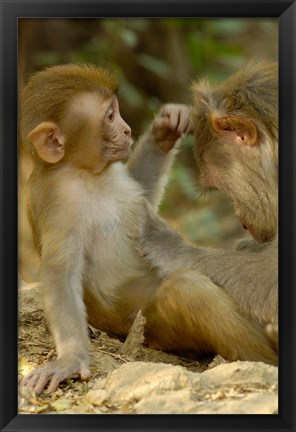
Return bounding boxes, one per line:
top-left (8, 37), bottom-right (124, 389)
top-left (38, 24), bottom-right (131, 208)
top-left (127, 104), bottom-right (192, 209)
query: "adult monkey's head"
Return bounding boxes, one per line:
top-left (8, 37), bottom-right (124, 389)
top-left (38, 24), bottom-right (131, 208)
top-left (191, 62), bottom-right (278, 243)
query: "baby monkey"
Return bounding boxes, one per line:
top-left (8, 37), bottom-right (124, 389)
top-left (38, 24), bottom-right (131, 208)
top-left (20, 64), bottom-right (277, 394)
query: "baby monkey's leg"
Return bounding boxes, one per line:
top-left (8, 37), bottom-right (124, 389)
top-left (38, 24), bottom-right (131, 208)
top-left (144, 270), bottom-right (278, 365)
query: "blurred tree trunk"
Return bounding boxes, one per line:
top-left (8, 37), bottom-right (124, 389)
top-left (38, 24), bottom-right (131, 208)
top-left (161, 24), bottom-right (191, 103)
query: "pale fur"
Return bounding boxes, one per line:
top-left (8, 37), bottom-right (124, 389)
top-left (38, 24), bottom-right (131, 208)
top-left (127, 128), bottom-right (182, 209)
top-left (29, 162), bottom-right (159, 303)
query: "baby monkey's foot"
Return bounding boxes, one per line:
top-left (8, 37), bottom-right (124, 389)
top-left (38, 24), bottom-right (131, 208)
top-left (265, 324), bottom-right (278, 352)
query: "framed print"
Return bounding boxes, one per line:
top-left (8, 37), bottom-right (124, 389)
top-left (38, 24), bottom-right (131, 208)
top-left (0, 1), bottom-right (295, 431)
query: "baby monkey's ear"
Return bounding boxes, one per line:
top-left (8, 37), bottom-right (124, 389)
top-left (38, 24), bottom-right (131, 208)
top-left (210, 113), bottom-right (258, 147)
top-left (28, 122), bottom-right (66, 163)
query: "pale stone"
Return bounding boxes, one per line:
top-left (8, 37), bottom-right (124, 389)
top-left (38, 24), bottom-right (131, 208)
top-left (86, 361), bottom-right (278, 414)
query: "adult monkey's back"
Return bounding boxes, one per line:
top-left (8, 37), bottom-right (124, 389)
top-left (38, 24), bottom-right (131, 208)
top-left (140, 62), bottom-right (278, 342)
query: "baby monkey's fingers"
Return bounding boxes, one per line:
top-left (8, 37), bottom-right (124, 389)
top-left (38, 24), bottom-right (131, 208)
top-left (157, 104), bottom-right (192, 135)
top-left (175, 105), bottom-right (193, 135)
top-left (21, 357), bottom-right (91, 395)
top-left (152, 104), bottom-right (192, 152)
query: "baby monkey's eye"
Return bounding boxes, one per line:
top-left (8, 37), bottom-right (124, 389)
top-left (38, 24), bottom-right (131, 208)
top-left (107, 108), bottom-right (115, 122)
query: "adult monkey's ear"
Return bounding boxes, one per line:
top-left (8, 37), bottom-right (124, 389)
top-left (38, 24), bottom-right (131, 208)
top-left (210, 113), bottom-right (258, 147)
top-left (28, 122), bottom-right (66, 163)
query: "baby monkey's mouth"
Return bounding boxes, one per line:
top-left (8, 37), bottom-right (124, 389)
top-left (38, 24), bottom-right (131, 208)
top-left (113, 139), bottom-right (134, 160)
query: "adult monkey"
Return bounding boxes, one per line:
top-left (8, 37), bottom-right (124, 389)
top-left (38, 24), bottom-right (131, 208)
top-left (140, 62), bottom-right (278, 345)
top-left (20, 64), bottom-right (276, 394)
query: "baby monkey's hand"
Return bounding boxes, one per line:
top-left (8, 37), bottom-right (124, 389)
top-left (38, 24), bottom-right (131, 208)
top-left (21, 355), bottom-right (91, 395)
top-left (152, 104), bottom-right (193, 152)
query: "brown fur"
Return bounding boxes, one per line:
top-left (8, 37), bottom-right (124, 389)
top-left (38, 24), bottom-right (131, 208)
top-left (144, 270), bottom-right (276, 362)
top-left (20, 64), bottom-right (118, 160)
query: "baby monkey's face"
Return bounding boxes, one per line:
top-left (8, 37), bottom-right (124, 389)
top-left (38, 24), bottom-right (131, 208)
top-left (101, 95), bottom-right (133, 162)
top-left (61, 92), bottom-right (133, 174)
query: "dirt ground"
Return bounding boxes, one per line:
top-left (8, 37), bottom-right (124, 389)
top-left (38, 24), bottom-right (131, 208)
top-left (18, 282), bottom-right (278, 415)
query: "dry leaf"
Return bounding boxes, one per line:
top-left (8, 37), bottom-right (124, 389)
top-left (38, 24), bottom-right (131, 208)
top-left (35, 404), bottom-right (49, 413)
top-left (50, 399), bottom-right (72, 411)
top-left (18, 357), bottom-right (35, 377)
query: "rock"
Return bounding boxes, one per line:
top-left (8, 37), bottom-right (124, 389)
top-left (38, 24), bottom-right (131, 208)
top-left (120, 310), bottom-right (146, 360)
top-left (90, 352), bottom-right (120, 376)
top-left (202, 360), bottom-right (278, 386)
top-left (208, 354), bottom-right (228, 369)
top-left (85, 361), bottom-right (278, 414)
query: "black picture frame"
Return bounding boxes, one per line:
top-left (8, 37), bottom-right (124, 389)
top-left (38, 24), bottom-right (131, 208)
top-left (0, 1), bottom-right (295, 431)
